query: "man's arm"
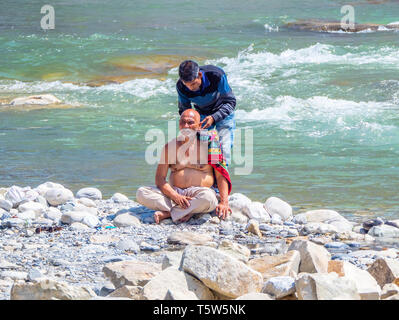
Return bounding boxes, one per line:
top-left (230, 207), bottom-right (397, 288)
top-left (214, 169), bottom-right (232, 219)
top-left (155, 144), bottom-right (192, 209)
top-left (211, 73), bottom-right (236, 123)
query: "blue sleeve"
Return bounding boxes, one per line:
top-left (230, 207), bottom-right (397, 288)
top-left (211, 73), bottom-right (236, 123)
top-left (217, 73), bottom-right (232, 95)
top-left (177, 87), bottom-right (192, 115)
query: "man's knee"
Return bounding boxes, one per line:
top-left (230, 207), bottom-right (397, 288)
top-left (136, 186), bottom-right (152, 205)
top-left (195, 189), bottom-right (218, 209)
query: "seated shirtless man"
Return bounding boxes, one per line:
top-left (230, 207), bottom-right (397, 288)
top-left (136, 109), bottom-right (232, 224)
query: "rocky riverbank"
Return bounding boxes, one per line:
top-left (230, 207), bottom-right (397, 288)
top-left (1, 182), bottom-right (399, 300)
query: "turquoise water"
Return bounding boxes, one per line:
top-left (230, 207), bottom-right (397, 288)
top-left (1, 0), bottom-right (399, 220)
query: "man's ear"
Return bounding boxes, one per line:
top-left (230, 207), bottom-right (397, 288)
top-left (197, 71), bottom-right (202, 79)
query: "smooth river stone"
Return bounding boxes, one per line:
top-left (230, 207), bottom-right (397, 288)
top-left (0, 199), bottom-right (13, 211)
top-left (10, 94), bottom-right (61, 106)
top-left (264, 197), bottom-right (293, 221)
top-left (45, 188), bottom-right (74, 206)
top-left (76, 187), bottom-right (102, 200)
top-left (167, 231), bottom-right (214, 246)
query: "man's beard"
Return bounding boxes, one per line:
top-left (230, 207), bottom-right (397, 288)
top-left (178, 128), bottom-right (197, 140)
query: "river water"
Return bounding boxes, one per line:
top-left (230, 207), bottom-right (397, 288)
top-left (1, 0), bottom-right (399, 221)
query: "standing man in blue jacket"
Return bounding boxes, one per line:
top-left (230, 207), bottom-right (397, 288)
top-left (176, 60), bottom-right (236, 165)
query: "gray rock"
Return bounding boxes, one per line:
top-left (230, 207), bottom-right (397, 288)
top-left (142, 267), bottom-right (214, 300)
top-left (1, 271), bottom-right (28, 280)
top-left (81, 214), bottom-right (100, 228)
top-left (117, 240), bottom-right (140, 253)
top-left (295, 273), bottom-right (360, 300)
top-left (250, 238), bottom-right (287, 255)
top-left (367, 258), bottom-right (399, 288)
top-left (263, 276), bottom-right (296, 299)
top-left (245, 202), bottom-right (270, 223)
top-left (70, 222), bottom-right (90, 230)
top-left (0, 199), bottom-right (13, 211)
top-left (292, 213), bottom-right (307, 225)
top-left (113, 213), bottom-right (141, 228)
top-left (2, 218), bottom-right (26, 228)
top-left (16, 210), bottom-right (36, 220)
top-left (5, 186), bottom-right (26, 207)
top-left (381, 283), bottom-right (399, 300)
top-left (18, 201), bottom-right (46, 217)
top-left (61, 211), bottom-right (88, 224)
top-left (301, 222), bottom-right (338, 235)
top-left (181, 245), bottom-right (263, 298)
top-left (77, 197), bottom-right (97, 208)
top-left (167, 231), bottom-right (214, 246)
top-left (363, 218), bottom-right (384, 231)
top-left (288, 240), bottom-right (331, 273)
top-left (44, 207), bottom-right (62, 221)
top-left (76, 187), bottom-right (102, 200)
top-left (97, 282), bottom-right (115, 297)
top-left (162, 251), bottom-right (184, 270)
top-left (264, 197), bottom-right (293, 221)
top-left (324, 242), bottom-right (350, 250)
top-left (236, 292), bottom-right (274, 300)
top-left (28, 269), bottom-right (43, 281)
top-left (10, 278), bottom-right (96, 300)
top-left (10, 94), bottom-right (61, 106)
top-left (271, 214), bottom-right (283, 225)
top-left (103, 260), bottom-right (161, 288)
top-left (368, 224), bottom-right (399, 238)
top-left (45, 188), bottom-right (74, 206)
top-left (111, 193), bottom-right (129, 203)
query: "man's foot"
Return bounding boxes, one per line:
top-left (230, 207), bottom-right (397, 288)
top-left (177, 213), bottom-right (194, 223)
top-left (153, 211), bottom-right (171, 224)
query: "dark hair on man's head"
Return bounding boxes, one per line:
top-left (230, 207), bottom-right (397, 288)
top-left (179, 60), bottom-right (199, 82)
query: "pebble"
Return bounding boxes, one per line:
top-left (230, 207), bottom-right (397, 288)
top-left (324, 242), bottom-right (350, 250)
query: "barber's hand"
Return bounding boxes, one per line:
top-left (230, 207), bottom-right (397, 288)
top-left (172, 194), bottom-right (192, 209)
top-left (200, 116), bottom-right (215, 129)
top-left (215, 202), bottom-right (232, 220)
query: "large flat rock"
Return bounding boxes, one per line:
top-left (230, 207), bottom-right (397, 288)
top-left (288, 240), bottom-right (331, 273)
top-left (142, 267), bottom-right (214, 300)
top-left (181, 245), bottom-right (263, 299)
top-left (247, 250), bottom-right (300, 281)
top-left (11, 279), bottom-right (96, 300)
top-left (103, 260), bottom-right (161, 289)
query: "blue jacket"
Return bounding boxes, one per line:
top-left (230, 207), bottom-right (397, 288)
top-left (176, 65), bottom-right (236, 123)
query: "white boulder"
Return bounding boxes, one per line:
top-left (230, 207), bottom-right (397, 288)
top-left (45, 188), bottom-right (74, 206)
top-left (264, 197), bottom-right (293, 221)
top-left (76, 187), bottom-right (102, 200)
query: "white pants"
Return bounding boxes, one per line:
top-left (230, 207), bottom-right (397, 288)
top-left (136, 186), bottom-right (218, 223)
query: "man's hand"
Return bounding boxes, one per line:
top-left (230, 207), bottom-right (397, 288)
top-left (172, 194), bottom-right (192, 209)
top-left (200, 116), bottom-right (215, 129)
top-left (215, 202), bottom-right (232, 220)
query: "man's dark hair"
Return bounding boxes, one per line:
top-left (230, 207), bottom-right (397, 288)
top-left (178, 60), bottom-right (199, 82)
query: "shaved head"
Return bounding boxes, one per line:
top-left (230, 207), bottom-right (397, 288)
top-left (181, 109), bottom-right (200, 123)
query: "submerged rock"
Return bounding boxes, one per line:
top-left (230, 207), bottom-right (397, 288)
top-left (10, 94), bottom-right (61, 106)
top-left (285, 19), bottom-right (399, 33)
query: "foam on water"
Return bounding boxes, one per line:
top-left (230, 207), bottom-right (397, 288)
top-left (235, 95), bottom-right (397, 139)
top-left (1, 43), bottom-right (399, 97)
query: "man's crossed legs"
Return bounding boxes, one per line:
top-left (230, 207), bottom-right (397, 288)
top-left (136, 186), bottom-right (218, 223)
